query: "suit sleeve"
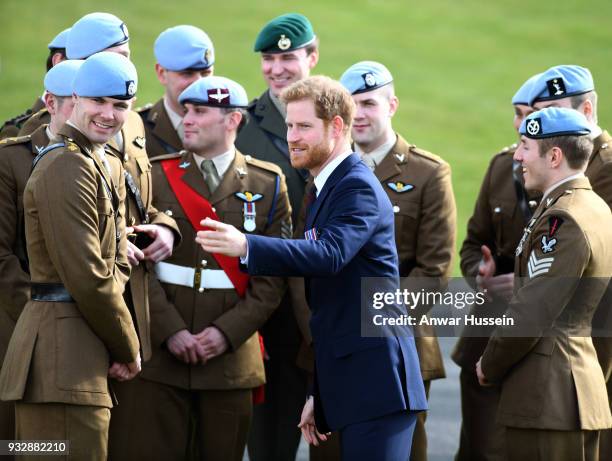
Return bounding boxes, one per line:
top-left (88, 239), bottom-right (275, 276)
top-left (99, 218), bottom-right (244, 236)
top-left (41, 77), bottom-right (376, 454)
top-left (481, 212), bottom-right (589, 382)
top-left (0, 152), bottom-right (30, 321)
top-left (35, 153), bottom-right (139, 363)
top-left (460, 158), bottom-right (496, 282)
top-left (246, 176), bottom-right (379, 277)
top-left (213, 173), bottom-right (291, 350)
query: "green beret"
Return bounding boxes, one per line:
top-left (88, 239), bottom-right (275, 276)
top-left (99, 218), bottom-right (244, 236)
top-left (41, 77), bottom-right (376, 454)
top-left (254, 13), bottom-right (316, 53)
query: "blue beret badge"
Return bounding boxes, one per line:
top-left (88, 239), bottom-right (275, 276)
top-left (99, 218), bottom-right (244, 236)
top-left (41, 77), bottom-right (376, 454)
top-left (387, 182), bottom-right (414, 193)
top-left (526, 118), bottom-right (541, 137)
top-left (208, 88), bottom-right (230, 105)
top-left (546, 78), bottom-right (566, 97)
top-left (126, 80), bottom-right (136, 97)
top-left (363, 72), bottom-right (376, 88)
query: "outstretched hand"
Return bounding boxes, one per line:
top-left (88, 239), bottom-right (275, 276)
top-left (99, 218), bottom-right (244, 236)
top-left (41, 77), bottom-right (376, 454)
top-left (195, 218), bottom-right (247, 258)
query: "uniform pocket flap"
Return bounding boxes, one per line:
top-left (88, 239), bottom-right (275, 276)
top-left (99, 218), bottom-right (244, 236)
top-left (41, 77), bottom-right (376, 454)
top-left (392, 200), bottom-right (419, 218)
top-left (96, 197), bottom-right (113, 216)
top-left (136, 156), bottom-right (152, 174)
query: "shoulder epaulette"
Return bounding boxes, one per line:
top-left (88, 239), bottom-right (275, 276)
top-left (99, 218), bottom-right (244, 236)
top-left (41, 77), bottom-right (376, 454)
top-left (1, 109), bottom-right (34, 130)
top-left (246, 98), bottom-right (259, 113)
top-left (244, 154), bottom-right (282, 175)
top-left (149, 150), bottom-right (184, 163)
top-left (0, 134), bottom-right (32, 147)
top-left (135, 103), bottom-right (153, 114)
top-left (408, 145), bottom-right (445, 165)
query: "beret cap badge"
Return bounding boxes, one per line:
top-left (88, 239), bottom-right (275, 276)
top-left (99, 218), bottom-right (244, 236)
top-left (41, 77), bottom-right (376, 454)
top-left (278, 34), bottom-right (291, 51)
top-left (526, 118), bottom-right (541, 136)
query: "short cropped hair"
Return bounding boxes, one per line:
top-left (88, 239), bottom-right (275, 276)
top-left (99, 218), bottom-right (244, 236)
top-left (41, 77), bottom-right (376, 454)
top-left (280, 75), bottom-right (355, 134)
top-left (538, 134), bottom-right (593, 170)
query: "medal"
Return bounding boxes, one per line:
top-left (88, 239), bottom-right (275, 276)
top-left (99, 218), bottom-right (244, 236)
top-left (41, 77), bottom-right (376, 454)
top-left (235, 191), bottom-right (263, 233)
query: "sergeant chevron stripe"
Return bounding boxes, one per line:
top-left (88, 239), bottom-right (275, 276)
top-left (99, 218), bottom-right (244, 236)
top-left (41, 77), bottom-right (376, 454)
top-left (528, 250), bottom-right (554, 278)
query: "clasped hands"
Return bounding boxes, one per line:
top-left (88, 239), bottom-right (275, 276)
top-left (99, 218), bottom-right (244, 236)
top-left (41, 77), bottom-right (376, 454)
top-left (126, 224), bottom-right (175, 266)
top-left (109, 353), bottom-right (141, 382)
top-left (166, 327), bottom-right (229, 364)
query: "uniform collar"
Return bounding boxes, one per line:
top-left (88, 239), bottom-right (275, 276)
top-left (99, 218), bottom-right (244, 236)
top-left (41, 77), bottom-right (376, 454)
top-left (542, 172), bottom-right (586, 201)
top-left (268, 90), bottom-right (286, 119)
top-left (355, 133), bottom-right (397, 171)
top-left (192, 148), bottom-right (236, 179)
top-left (163, 96), bottom-right (184, 132)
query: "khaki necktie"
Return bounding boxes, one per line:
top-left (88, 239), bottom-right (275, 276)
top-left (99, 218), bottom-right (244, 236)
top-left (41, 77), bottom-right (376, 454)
top-left (200, 159), bottom-right (221, 193)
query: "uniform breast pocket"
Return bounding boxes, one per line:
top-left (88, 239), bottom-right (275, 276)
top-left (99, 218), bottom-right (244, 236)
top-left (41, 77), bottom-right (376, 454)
top-left (489, 200), bottom-right (515, 252)
top-left (97, 196), bottom-right (114, 258)
top-left (392, 200), bottom-right (420, 248)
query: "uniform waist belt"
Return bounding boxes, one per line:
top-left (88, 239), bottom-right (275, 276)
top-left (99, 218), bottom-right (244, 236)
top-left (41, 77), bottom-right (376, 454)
top-left (31, 283), bottom-right (75, 303)
top-left (154, 261), bottom-right (235, 291)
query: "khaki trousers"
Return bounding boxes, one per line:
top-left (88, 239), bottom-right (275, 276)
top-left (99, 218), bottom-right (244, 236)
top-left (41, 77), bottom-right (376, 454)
top-left (15, 401), bottom-right (110, 461)
top-left (506, 426), bottom-right (600, 461)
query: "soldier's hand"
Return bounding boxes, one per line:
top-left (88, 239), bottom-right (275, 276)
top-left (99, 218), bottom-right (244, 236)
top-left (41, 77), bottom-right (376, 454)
top-left (126, 353), bottom-right (142, 380)
top-left (476, 357), bottom-right (491, 387)
top-left (196, 326), bottom-right (229, 361)
top-left (135, 224), bottom-right (175, 262)
top-left (108, 362), bottom-right (130, 381)
top-left (476, 245), bottom-right (497, 299)
top-left (195, 218), bottom-right (247, 258)
top-left (126, 240), bottom-right (145, 266)
top-left (484, 273), bottom-right (514, 302)
top-left (167, 329), bottom-right (206, 364)
top-left (298, 396), bottom-right (328, 446)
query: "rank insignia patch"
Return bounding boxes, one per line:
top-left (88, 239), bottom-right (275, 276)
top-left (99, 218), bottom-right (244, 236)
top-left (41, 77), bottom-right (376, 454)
top-left (548, 216), bottom-right (564, 237)
top-left (387, 182), bottom-right (414, 193)
top-left (528, 250), bottom-right (554, 279)
top-left (133, 136), bottom-right (146, 148)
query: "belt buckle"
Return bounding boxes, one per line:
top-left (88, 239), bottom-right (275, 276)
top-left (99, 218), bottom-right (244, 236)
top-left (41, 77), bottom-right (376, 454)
top-left (194, 267), bottom-right (204, 293)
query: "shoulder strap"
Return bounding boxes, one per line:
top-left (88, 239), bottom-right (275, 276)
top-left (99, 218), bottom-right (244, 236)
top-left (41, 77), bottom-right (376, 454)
top-left (123, 170), bottom-right (149, 224)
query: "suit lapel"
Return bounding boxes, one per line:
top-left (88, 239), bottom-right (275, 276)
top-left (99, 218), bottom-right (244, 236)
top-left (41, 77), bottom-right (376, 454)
top-left (306, 154), bottom-right (360, 229)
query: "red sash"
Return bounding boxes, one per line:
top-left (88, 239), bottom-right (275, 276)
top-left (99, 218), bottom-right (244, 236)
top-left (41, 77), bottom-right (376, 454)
top-left (161, 158), bottom-right (249, 296)
top-left (161, 158), bottom-right (265, 404)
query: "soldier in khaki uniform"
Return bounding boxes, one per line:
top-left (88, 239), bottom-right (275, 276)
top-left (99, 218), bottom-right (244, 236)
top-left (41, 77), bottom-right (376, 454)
top-left (452, 74), bottom-right (541, 461)
top-left (0, 28), bottom-right (68, 139)
top-left (114, 77), bottom-right (291, 461)
top-left (0, 60), bottom-right (83, 444)
top-left (136, 25), bottom-right (214, 158)
top-left (235, 15), bottom-right (319, 460)
top-left (338, 61), bottom-right (456, 461)
top-left (477, 107), bottom-right (612, 461)
top-left (528, 65), bottom-right (612, 459)
top-left (0, 52), bottom-right (142, 459)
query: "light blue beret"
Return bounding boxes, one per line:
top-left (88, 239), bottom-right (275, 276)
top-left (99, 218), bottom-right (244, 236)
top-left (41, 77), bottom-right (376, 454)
top-left (48, 28), bottom-right (71, 50)
top-left (67, 12), bottom-right (129, 59)
top-left (340, 61), bottom-right (393, 95)
top-left (511, 73), bottom-right (541, 106)
top-left (179, 76), bottom-right (248, 108)
top-left (44, 60), bottom-right (84, 96)
top-left (528, 65), bottom-right (594, 106)
top-left (73, 52), bottom-right (137, 100)
top-left (520, 107), bottom-right (591, 139)
top-left (154, 25), bottom-right (215, 71)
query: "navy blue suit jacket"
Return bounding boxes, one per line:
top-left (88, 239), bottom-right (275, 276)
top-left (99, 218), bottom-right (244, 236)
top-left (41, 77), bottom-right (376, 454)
top-left (246, 153), bottom-right (427, 431)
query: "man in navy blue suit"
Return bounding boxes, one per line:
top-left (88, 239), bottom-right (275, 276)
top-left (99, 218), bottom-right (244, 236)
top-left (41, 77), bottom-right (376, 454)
top-left (196, 75), bottom-right (427, 460)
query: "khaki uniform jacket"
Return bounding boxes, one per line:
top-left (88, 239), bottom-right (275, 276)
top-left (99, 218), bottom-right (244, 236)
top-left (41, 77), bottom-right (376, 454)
top-left (0, 126), bottom-right (50, 362)
top-left (378, 135), bottom-right (456, 380)
top-left (137, 99), bottom-right (182, 158)
top-left (453, 145), bottom-right (539, 369)
top-left (0, 124), bottom-right (140, 408)
top-left (141, 149), bottom-right (291, 390)
top-left (481, 177), bottom-right (612, 430)
top-left (17, 108), bottom-right (50, 137)
top-left (236, 90), bottom-right (307, 225)
top-left (13, 109), bottom-right (180, 362)
top-left (586, 130), bottom-right (612, 379)
top-left (0, 98), bottom-right (45, 140)
top-left (105, 111), bottom-right (180, 362)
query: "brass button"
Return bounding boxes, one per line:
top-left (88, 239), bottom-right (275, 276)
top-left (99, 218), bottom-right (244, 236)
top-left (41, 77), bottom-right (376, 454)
top-left (201, 260), bottom-right (208, 267)
top-left (392, 205), bottom-right (400, 213)
top-left (165, 209), bottom-right (173, 217)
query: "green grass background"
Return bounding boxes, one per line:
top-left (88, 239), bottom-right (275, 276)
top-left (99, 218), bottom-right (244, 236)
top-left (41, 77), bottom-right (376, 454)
top-left (1, 0), bottom-right (610, 274)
